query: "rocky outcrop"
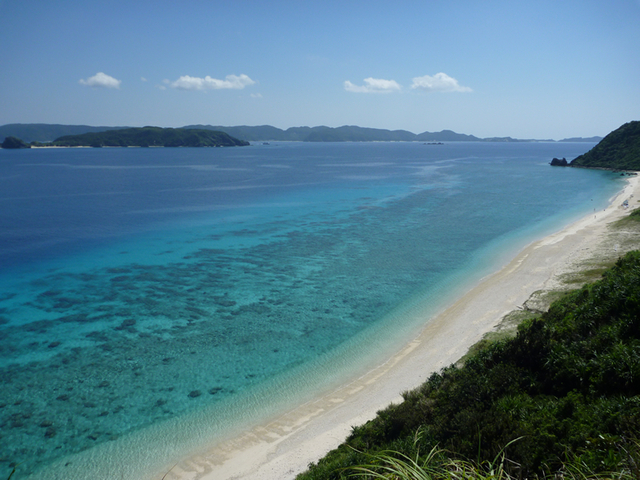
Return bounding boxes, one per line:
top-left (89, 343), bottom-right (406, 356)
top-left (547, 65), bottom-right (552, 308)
top-left (550, 157), bottom-right (568, 166)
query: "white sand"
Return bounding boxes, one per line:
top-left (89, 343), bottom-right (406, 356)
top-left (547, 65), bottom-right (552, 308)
top-left (163, 176), bottom-right (639, 480)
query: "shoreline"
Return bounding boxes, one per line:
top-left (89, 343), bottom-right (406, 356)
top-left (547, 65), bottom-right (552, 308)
top-left (161, 176), bottom-right (640, 480)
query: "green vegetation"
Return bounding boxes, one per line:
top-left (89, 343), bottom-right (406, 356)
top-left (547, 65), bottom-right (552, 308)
top-left (1, 136), bottom-right (31, 149)
top-left (184, 125), bottom-right (594, 142)
top-left (5, 464), bottom-right (17, 480)
top-left (1, 123), bottom-right (604, 144)
top-left (614, 205), bottom-right (640, 229)
top-left (343, 441), bottom-right (637, 480)
top-left (186, 124), bottom-right (436, 142)
top-left (0, 124), bottom-right (128, 143)
top-left (186, 125), bottom-right (542, 142)
top-left (49, 127), bottom-right (249, 147)
top-left (298, 251), bottom-right (640, 479)
top-left (570, 121), bottom-right (640, 170)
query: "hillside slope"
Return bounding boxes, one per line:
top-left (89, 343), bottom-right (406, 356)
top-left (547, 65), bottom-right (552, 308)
top-left (0, 124), bottom-right (128, 143)
top-left (50, 127), bottom-right (249, 147)
top-left (2, 123), bottom-right (604, 144)
top-left (570, 121), bottom-right (640, 170)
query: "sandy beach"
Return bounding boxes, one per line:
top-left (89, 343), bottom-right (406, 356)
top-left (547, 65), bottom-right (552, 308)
top-left (163, 176), bottom-right (640, 480)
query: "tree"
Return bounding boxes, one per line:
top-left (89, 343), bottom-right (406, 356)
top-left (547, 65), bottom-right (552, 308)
top-left (1, 136), bottom-right (31, 149)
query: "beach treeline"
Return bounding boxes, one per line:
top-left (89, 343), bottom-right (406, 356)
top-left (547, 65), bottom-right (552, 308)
top-left (298, 249), bottom-right (640, 479)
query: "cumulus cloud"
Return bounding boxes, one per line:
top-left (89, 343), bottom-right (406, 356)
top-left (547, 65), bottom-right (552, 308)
top-left (411, 73), bottom-right (471, 92)
top-left (344, 77), bottom-right (401, 93)
top-left (170, 74), bottom-right (255, 91)
top-left (79, 72), bottom-right (122, 89)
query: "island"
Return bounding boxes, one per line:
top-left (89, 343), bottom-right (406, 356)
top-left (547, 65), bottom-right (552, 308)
top-left (1, 136), bottom-right (31, 149)
top-left (1, 123), bottom-right (605, 144)
top-left (549, 157), bottom-right (568, 166)
top-left (46, 127), bottom-right (249, 148)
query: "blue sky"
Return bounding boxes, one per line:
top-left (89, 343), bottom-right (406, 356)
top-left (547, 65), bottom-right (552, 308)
top-left (1, 0), bottom-right (638, 139)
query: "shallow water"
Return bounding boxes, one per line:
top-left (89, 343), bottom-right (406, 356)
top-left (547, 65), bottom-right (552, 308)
top-left (0, 142), bottom-right (622, 478)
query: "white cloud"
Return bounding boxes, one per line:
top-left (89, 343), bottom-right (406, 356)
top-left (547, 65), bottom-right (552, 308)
top-left (344, 77), bottom-right (401, 93)
top-left (411, 73), bottom-right (471, 93)
top-left (141, 77), bottom-right (148, 82)
top-left (79, 72), bottom-right (122, 89)
top-left (250, 93), bottom-right (263, 98)
top-left (170, 74), bottom-right (255, 91)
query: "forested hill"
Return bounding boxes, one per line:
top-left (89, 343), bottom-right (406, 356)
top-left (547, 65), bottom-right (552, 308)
top-left (49, 127), bottom-right (249, 147)
top-left (1, 123), bottom-right (603, 144)
top-left (570, 121), bottom-right (640, 170)
top-left (184, 124), bottom-right (550, 143)
top-left (183, 124), bottom-right (481, 142)
top-left (0, 124), bottom-right (129, 143)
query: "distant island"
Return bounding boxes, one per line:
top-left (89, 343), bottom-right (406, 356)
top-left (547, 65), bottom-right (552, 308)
top-left (0, 124), bottom-right (128, 144)
top-left (0, 123), bottom-right (603, 145)
top-left (4, 127), bottom-right (249, 148)
top-left (1, 136), bottom-right (31, 149)
top-left (184, 124), bottom-right (488, 143)
top-left (550, 121), bottom-right (640, 170)
top-left (183, 124), bottom-right (600, 143)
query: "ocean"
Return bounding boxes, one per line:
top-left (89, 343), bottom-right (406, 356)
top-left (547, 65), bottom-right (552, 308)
top-left (0, 142), bottom-right (623, 479)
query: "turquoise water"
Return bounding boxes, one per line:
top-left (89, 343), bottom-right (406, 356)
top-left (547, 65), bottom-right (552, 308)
top-left (0, 142), bottom-right (623, 479)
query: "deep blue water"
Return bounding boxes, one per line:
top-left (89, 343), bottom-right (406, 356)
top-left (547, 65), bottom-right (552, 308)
top-left (0, 142), bottom-right (623, 479)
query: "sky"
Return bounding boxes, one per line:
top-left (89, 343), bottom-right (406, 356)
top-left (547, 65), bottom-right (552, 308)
top-left (0, 0), bottom-right (639, 139)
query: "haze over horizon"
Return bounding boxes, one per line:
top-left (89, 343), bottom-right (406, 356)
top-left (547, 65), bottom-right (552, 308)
top-left (1, 0), bottom-right (639, 140)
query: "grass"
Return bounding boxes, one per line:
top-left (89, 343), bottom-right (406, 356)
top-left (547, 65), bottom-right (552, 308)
top-left (5, 465), bottom-right (17, 480)
top-left (457, 308), bottom-right (539, 367)
top-left (559, 266), bottom-right (616, 285)
top-left (612, 206), bottom-right (640, 228)
top-left (344, 441), bottom-right (638, 480)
